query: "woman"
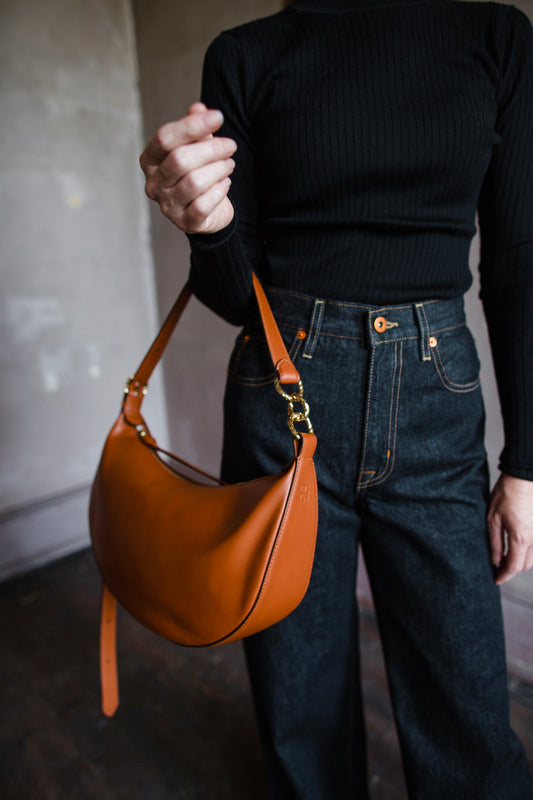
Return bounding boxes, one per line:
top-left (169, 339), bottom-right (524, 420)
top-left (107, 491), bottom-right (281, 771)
top-left (140, 0), bottom-right (533, 797)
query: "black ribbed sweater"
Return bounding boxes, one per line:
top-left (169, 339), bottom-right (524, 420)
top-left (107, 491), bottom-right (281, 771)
top-left (188, 0), bottom-right (533, 479)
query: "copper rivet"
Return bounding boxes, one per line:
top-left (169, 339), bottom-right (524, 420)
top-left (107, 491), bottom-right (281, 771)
top-left (297, 330), bottom-right (307, 339)
top-left (374, 316), bottom-right (387, 333)
top-left (429, 336), bottom-right (437, 348)
top-left (243, 335), bottom-right (250, 342)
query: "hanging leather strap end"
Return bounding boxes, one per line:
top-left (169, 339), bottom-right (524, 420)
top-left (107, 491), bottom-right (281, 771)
top-left (99, 582), bottom-right (119, 717)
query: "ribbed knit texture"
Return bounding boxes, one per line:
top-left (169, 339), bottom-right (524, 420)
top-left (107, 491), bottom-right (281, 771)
top-left (188, 0), bottom-right (533, 478)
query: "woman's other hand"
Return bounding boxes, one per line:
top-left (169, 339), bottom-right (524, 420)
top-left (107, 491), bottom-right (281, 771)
top-left (139, 102), bottom-right (236, 234)
top-left (488, 473), bottom-right (533, 584)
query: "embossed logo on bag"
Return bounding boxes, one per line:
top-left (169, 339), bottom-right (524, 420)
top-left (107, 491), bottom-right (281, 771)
top-left (299, 484), bottom-right (311, 504)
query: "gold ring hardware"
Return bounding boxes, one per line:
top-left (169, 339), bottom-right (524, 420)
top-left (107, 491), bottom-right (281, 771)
top-left (124, 375), bottom-right (149, 398)
top-left (274, 377), bottom-right (314, 440)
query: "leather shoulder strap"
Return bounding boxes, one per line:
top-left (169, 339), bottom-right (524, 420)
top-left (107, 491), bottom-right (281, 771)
top-left (123, 273), bottom-right (301, 418)
top-left (251, 273), bottom-right (300, 386)
top-left (100, 582), bottom-right (119, 717)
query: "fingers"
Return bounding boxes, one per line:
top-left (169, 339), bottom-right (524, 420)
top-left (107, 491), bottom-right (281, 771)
top-left (494, 535), bottom-right (532, 584)
top-left (151, 139), bottom-right (236, 190)
top-left (181, 179), bottom-right (234, 234)
top-left (488, 473), bottom-right (533, 585)
top-left (140, 109), bottom-right (226, 170)
top-left (488, 504), bottom-right (531, 585)
top-left (140, 106), bottom-right (237, 235)
top-left (146, 155), bottom-right (235, 224)
top-left (154, 169), bottom-right (234, 233)
top-left (176, 157), bottom-right (235, 198)
top-left (492, 516), bottom-right (533, 584)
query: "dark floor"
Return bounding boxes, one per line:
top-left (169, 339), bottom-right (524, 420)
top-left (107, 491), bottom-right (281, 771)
top-left (0, 549), bottom-right (532, 800)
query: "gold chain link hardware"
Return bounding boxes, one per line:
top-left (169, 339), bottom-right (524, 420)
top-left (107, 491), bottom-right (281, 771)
top-left (124, 375), bottom-right (148, 398)
top-left (274, 377), bottom-right (314, 440)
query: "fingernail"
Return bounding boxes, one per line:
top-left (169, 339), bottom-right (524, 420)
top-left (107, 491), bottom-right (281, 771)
top-left (206, 110), bottom-right (224, 126)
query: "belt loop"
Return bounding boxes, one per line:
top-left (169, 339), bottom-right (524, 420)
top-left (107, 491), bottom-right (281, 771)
top-left (414, 303), bottom-right (431, 362)
top-left (302, 299), bottom-right (325, 359)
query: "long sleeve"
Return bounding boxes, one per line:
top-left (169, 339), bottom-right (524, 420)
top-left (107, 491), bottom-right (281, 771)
top-left (477, 6), bottom-right (533, 480)
top-left (187, 32), bottom-right (261, 325)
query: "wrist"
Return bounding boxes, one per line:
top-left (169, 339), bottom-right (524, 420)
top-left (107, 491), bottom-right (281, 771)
top-left (187, 213), bottom-right (237, 248)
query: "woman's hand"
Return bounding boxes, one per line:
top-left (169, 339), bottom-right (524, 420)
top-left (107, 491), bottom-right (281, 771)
top-left (488, 473), bottom-right (533, 584)
top-left (139, 102), bottom-right (236, 235)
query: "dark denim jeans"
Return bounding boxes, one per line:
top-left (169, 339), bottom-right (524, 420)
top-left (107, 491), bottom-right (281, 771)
top-left (220, 287), bottom-right (533, 800)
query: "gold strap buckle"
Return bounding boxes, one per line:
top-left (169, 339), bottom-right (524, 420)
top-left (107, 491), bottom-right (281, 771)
top-left (274, 377), bottom-right (314, 440)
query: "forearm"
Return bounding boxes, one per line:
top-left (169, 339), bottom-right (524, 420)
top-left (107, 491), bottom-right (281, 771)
top-left (187, 216), bottom-right (256, 325)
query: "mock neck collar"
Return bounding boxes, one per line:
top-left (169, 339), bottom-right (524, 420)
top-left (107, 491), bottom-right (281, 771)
top-left (290, 0), bottom-right (448, 11)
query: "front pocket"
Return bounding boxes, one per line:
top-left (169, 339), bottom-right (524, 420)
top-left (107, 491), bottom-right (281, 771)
top-left (431, 325), bottom-right (481, 393)
top-left (227, 324), bottom-right (304, 387)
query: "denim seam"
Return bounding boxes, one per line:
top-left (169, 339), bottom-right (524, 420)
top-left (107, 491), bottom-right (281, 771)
top-left (303, 299), bottom-right (325, 359)
top-left (374, 334), bottom-right (419, 345)
top-left (431, 322), bottom-right (466, 335)
top-left (414, 303), bottom-right (431, 362)
top-left (358, 341), bottom-right (403, 489)
top-left (363, 341), bottom-right (402, 488)
top-left (269, 321), bottom-right (464, 342)
top-left (357, 347), bottom-right (376, 490)
top-left (431, 345), bottom-right (481, 394)
top-left (302, 330), bottom-right (362, 342)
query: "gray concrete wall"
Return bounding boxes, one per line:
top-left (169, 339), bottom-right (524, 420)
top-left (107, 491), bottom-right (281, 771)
top-left (0, 0), bottom-right (166, 580)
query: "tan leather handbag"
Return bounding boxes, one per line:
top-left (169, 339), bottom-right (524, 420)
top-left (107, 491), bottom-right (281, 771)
top-left (89, 273), bottom-right (318, 717)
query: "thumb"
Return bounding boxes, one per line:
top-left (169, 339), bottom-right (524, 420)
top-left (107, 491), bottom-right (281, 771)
top-left (188, 102), bottom-right (218, 141)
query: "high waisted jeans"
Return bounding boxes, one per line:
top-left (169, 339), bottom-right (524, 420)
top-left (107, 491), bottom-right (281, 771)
top-left (220, 286), bottom-right (533, 800)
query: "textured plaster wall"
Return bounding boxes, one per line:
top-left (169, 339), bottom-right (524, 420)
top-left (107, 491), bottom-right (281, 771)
top-left (0, 0), bottom-right (165, 579)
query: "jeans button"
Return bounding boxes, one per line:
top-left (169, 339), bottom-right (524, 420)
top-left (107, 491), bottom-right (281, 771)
top-left (374, 316), bottom-right (387, 333)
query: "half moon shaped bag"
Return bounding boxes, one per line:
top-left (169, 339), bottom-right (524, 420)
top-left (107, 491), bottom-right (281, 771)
top-left (89, 272), bottom-right (318, 717)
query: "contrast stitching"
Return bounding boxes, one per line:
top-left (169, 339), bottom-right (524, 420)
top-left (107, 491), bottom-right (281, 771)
top-left (364, 342), bottom-right (403, 488)
top-left (373, 334), bottom-right (418, 344)
top-left (359, 341), bottom-right (403, 488)
top-left (357, 347), bottom-right (375, 489)
top-left (303, 300), bottom-right (325, 359)
top-left (431, 345), bottom-right (481, 393)
top-left (432, 322), bottom-right (465, 335)
top-left (415, 303), bottom-right (431, 362)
